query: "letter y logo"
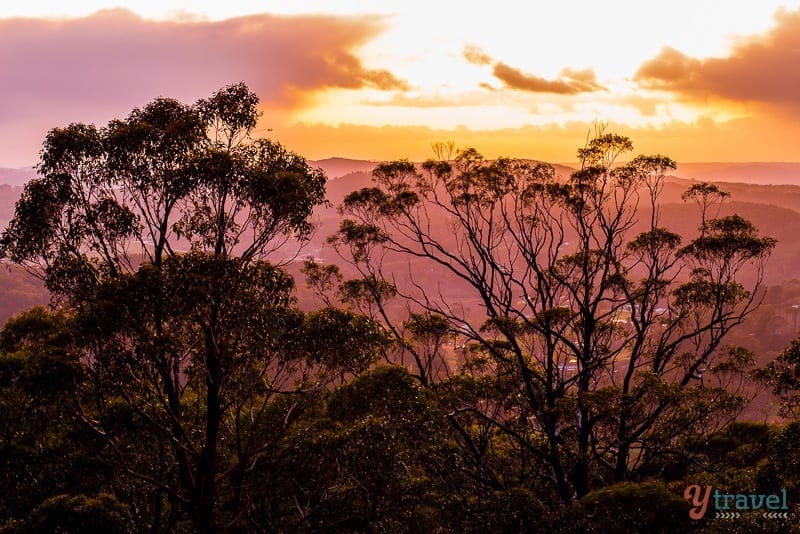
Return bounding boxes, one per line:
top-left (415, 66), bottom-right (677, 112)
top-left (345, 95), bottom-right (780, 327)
top-left (684, 485), bottom-right (712, 520)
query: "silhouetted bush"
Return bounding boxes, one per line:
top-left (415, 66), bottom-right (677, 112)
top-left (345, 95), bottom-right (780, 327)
top-left (580, 481), bottom-right (691, 533)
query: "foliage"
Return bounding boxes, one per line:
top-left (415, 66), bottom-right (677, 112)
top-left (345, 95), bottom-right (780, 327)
top-left (0, 82), bottom-right (326, 299)
top-left (0, 84), bottom-right (349, 532)
top-left (580, 481), bottom-right (691, 533)
top-left (0, 112), bottom-right (790, 531)
top-left (332, 129), bottom-right (774, 501)
top-left (1, 493), bottom-right (134, 534)
top-left (760, 338), bottom-right (800, 418)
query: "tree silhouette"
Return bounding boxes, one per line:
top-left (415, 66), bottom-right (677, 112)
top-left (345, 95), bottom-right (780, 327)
top-left (332, 130), bottom-right (775, 501)
top-left (0, 83), bottom-right (386, 531)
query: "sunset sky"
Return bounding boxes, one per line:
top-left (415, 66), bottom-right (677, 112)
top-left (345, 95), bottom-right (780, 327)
top-left (2, 1), bottom-right (800, 166)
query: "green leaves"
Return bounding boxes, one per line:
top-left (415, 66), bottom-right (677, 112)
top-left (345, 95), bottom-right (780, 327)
top-left (681, 181), bottom-right (730, 204)
top-left (302, 308), bottom-right (391, 375)
top-left (326, 365), bottom-right (429, 423)
top-left (196, 81), bottom-right (260, 145)
top-left (627, 228), bottom-right (682, 255)
top-left (329, 219), bottom-right (387, 262)
top-left (760, 338), bottom-right (800, 418)
top-left (679, 214), bottom-right (776, 263)
top-left (332, 129), bottom-right (778, 506)
top-left (673, 278), bottom-right (748, 307)
top-left (105, 97), bottom-right (204, 193)
top-left (338, 275), bottom-right (397, 307)
top-left (576, 132), bottom-right (633, 166)
top-left (39, 123), bottom-right (104, 177)
top-left (14, 493), bottom-right (134, 533)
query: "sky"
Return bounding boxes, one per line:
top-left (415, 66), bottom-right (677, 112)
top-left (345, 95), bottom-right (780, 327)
top-left (2, 1), bottom-right (800, 166)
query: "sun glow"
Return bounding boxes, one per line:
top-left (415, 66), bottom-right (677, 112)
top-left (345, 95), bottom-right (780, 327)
top-left (1, 1), bottom-right (800, 165)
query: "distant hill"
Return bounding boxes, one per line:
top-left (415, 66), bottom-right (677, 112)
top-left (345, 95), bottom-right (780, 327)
top-left (554, 162), bottom-right (800, 185)
top-left (0, 265), bottom-right (48, 326)
top-left (0, 167), bottom-right (35, 187)
top-left (310, 158), bottom-right (378, 179)
top-left (0, 185), bottom-right (23, 228)
top-left (6, 160), bottom-right (800, 186)
top-left (673, 162), bottom-right (800, 185)
top-left (4, 157), bottom-right (800, 360)
top-left (317, 158), bottom-right (800, 187)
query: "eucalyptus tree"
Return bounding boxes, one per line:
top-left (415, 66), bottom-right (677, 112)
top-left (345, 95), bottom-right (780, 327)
top-left (1, 82), bottom-right (325, 290)
top-left (0, 84), bottom-right (387, 531)
top-left (331, 131), bottom-right (775, 501)
top-left (762, 338), bottom-right (800, 419)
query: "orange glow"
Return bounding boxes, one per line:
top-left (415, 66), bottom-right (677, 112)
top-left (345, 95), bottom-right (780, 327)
top-left (1, 2), bottom-right (800, 165)
top-left (273, 115), bottom-right (800, 165)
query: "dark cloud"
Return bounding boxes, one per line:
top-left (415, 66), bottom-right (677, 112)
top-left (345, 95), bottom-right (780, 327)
top-left (463, 45), bottom-right (605, 95)
top-left (492, 63), bottom-right (605, 95)
top-left (635, 8), bottom-right (800, 110)
top-left (0, 8), bottom-right (407, 125)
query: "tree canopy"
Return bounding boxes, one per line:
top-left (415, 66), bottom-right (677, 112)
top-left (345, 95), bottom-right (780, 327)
top-left (1, 97), bottom-right (797, 531)
top-left (0, 83), bottom-right (386, 532)
top-left (330, 129), bottom-right (776, 500)
top-left (0, 82), bottom-right (326, 298)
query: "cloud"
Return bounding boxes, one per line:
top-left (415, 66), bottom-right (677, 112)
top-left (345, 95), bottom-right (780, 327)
top-left (635, 47), bottom-right (701, 85)
top-left (0, 8), bottom-right (408, 165)
top-left (0, 8), bottom-right (407, 125)
top-left (463, 45), bottom-right (605, 95)
top-left (635, 8), bottom-right (800, 111)
top-left (617, 95), bottom-right (661, 117)
top-left (492, 63), bottom-right (605, 95)
top-left (463, 44), bottom-right (492, 66)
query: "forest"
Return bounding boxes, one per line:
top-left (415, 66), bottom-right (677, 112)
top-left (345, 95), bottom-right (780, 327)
top-left (0, 83), bottom-right (799, 533)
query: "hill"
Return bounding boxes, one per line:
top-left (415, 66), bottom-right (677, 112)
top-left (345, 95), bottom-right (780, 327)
top-left (5, 160), bottom-right (800, 186)
top-left (5, 158), bottom-right (800, 348)
top-left (309, 157), bottom-right (378, 179)
top-left (673, 162), bottom-right (800, 185)
top-left (0, 167), bottom-right (35, 187)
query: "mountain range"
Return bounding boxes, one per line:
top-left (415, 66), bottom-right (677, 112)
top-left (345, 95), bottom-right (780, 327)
top-left (5, 158), bottom-right (800, 185)
top-left (3, 158), bottom-right (800, 345)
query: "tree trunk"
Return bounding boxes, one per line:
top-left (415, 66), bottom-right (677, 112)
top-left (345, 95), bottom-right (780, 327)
top-left (192, 326), bottom-right (222, 533)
